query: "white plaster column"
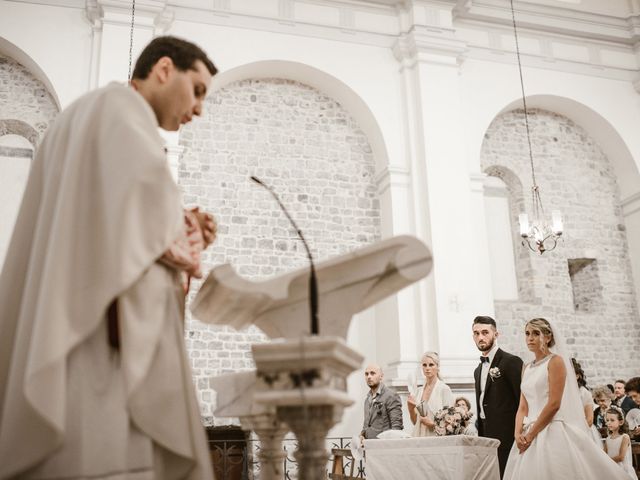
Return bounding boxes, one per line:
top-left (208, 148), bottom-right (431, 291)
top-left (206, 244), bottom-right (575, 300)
top-left (374, 166), bottom-right (424, 381)
top-left (158, 129), bottom-right (182, 182)
top-left (165, 144), bottom-right (183, 183)
top-left (469, 173), bottom-right (498, 306)
top-left (85, 0), bottom-right (174, 89)
top-left (622, 189), bottom-right (640, 312)
top-left (391, 0), bottom-right (495, 384)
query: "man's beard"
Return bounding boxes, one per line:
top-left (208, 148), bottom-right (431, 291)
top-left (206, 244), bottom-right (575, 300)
top-left (478, 338), bottom-right (495, 352)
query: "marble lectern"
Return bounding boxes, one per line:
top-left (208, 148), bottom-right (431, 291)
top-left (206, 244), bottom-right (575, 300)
top-left (193, 235), bottom-right (432, 480)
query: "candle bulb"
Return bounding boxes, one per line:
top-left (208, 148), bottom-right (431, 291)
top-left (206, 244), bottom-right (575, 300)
top-left (518, 213), bottom-right (530, 237)
top-left (552, 210), bottom-right (563, 235)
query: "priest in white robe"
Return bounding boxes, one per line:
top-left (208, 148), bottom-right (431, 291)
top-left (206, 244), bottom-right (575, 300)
top-left (0, 36), bottom-right (218, 479)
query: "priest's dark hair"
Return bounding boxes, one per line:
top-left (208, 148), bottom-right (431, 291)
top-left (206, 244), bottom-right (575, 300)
top-left (132, 36), bottom-right (217, 80)
top-left (473, 315), bottom-right (497, 329)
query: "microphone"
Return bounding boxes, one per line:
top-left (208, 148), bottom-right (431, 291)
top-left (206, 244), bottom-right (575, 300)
top-left (250, 176), bottom-right (319, 335)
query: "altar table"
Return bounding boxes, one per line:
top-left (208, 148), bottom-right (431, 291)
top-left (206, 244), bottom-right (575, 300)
top-left (364, 435), bottom-right (500, 480)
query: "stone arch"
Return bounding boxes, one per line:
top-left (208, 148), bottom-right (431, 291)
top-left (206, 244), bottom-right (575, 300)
top-left (483, 164), bottom-right (536, 304)
top-left (0, 41), bottom-right (60, 145)
top-left (480, 107), bottom-right (640, 381)
top-left (209, 60), bottom-right (390, 174)
top-left (0, 119), bottom-right (39, 149)
top-left (0, 36), bottom-right (60, 110)
top-left (497, 95), bottom-right (639, 201)
top-left (178, 72), bottom-right (383, 420)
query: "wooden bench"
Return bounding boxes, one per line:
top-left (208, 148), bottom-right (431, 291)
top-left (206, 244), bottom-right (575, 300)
top-left (328, 448), bottom-right (363, 480)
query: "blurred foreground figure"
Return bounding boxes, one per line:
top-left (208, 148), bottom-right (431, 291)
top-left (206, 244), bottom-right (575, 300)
top-left (0, 36), bottom-right (218, 479)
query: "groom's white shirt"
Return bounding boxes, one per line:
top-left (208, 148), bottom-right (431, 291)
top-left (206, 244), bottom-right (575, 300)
top-left (479, 342), bottom-right (499, 419)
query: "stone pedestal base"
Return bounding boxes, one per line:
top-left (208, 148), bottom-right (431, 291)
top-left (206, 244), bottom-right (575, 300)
top-left (241, 413), bottom-right (289, 480)
top-left (278, 405), bottom-right (340, 480)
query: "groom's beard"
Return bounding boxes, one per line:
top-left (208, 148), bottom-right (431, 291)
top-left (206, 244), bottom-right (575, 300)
top-left (477, 338), bottom-right (495, 353)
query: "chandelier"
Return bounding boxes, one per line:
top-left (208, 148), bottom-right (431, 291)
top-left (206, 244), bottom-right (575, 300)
top-left (508, 0), bottom-right (563, 254)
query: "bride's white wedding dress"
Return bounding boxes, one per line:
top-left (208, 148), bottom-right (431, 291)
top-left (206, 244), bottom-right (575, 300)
top-left (504, 355), bottom-right (628, 480)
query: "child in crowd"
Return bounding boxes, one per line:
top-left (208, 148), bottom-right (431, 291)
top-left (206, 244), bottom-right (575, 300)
top-left (604, 407), bottom-right (638, 480)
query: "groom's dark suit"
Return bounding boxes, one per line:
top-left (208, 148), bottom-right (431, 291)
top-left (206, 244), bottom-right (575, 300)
top-left (474, 348), bottom-right (523, 478)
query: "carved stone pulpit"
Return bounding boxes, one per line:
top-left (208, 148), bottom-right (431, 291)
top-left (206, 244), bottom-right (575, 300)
top-left (194, 235), bottom-right (432, 479)
top-left (252, 337), bottom-right (363, 480)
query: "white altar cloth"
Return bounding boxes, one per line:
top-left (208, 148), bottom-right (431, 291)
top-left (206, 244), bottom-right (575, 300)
top-left (364, 435), bottom-right (500, 480)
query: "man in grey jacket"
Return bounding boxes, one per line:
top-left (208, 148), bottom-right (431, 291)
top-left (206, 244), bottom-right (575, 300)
top-left (360, 364), bottom-right (403, 439)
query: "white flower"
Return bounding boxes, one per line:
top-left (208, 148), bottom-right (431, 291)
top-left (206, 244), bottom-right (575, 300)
top-left (488, 367), bottom-right (502, 380)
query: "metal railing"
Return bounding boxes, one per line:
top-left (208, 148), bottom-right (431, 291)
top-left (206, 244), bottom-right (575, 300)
top-left (208, 436), bottom-right (366, 480)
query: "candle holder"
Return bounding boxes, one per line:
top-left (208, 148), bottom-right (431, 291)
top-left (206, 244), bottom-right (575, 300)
top-left (518, 186), bottom-right (563, 254)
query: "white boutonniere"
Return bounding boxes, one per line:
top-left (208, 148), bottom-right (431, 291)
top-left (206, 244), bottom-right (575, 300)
top-left (488, 367), bottom-right (501, 381)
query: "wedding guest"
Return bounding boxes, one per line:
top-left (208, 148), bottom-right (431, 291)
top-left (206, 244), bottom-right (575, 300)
top-left (407, 352), bottom-right (453, 437)
top-left (572, 358), bottom-right (601, 446)
top-left (472, 315), bottom-right (523, 478)
top-left (604, 407), bottom-right (638, 479)
top-left (594, 385), bottom-right (615, 437)
top-left (503, 318), bottom-right (627, 480)
top-left (614, 380), bottom-right (637, 415)
top-left (625, 377), bottom-right (640, 440)
top-left (624, 377), bottom-right (640, 407)
top-left (360, 364), bottom-right (403, 439)
top-left (455, 396), bottom-right (478, 436)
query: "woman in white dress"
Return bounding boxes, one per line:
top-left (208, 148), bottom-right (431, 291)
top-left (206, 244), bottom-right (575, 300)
top-left (407, 352), bottom-right (454, 437)
top-left (503, 318), bottom-right (628, 480)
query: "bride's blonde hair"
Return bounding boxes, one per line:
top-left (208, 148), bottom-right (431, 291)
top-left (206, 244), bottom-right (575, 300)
top-left (526, 318), bottom-right (556, 354)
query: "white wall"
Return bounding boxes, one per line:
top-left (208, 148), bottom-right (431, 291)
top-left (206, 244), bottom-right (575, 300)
top-left (484, 176), bottom-right (519, 301)
top-left (0, 135), bottom-right (32, 268)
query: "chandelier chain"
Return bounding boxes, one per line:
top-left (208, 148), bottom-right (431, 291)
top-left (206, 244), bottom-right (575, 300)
top-left (509, 0), bottom-right (538, 192)
top-left (127, 0), bottom-right (136, 82)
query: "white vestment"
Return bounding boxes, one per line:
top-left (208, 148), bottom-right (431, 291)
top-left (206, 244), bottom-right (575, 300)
top-left (0, 83), bottom-right (213, 479)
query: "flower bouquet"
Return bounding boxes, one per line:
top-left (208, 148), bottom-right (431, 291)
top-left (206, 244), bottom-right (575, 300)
top-left (433, 406), bottom-right (472, 436)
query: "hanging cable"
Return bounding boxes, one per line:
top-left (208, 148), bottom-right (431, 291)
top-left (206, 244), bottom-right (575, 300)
top-left (509, 0), bottom-right (537, 191)
top-left (127, 0), bottom-right (136, 82)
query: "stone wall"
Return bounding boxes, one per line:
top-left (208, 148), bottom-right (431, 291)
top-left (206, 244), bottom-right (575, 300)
top-left (0, 55), bottom-right (58, 143)
top-left (178, 78), bottom-right (381, 421)
top-left (481, 108), bottom-right (640, 386)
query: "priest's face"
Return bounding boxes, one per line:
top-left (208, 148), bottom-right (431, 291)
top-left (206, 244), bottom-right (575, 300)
top-left (156, 58), bottom-right (212, 131)
top-left (472, 323), bottom-right (497, 353)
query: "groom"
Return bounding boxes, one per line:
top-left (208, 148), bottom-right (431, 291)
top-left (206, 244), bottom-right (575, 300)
top-left (472, 316), bottom-right (523, 478)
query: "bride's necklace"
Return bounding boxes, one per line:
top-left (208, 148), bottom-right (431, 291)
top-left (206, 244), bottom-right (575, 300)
top-left (531, 353), bottom-right (552, 366)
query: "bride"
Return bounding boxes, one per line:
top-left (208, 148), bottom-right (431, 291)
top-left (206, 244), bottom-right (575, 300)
top-left (503, 318), bottom-right (628, 480)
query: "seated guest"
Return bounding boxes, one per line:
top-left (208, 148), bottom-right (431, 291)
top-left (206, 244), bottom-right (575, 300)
top-left (407, 352), bottom-right (453, 437)
top-left (594, 385), bottom-right (615, 437)
top-left (624, 377), bottom-right (640, 441)
top-left (455, 396), bottom-right (478, 436)
top-left (615, 379), bottom-right (638, 415)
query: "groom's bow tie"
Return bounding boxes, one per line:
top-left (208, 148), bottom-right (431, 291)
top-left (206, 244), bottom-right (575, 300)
top-left (480, 356), bottom-right (490, 363)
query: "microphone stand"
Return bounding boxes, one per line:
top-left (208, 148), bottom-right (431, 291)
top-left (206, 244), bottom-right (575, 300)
top-left (250, 176), bottom-right (319, 335)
